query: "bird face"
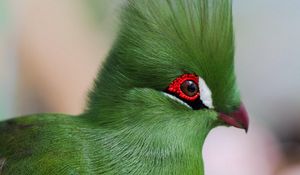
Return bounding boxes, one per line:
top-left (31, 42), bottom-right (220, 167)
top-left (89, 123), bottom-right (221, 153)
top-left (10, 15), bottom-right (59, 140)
top-left (163, 73), bottom-right (249, 132)
top-left (87, 0), bottom-right (249, 133)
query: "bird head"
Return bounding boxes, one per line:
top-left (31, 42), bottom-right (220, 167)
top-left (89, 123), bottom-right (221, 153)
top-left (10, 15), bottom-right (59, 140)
top-left (86, 0), bottom-right (248, 134)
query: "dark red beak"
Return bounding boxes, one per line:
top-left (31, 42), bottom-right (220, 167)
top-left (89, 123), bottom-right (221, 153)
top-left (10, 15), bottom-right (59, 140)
top-left (219, 105), bottom-right (249, 132)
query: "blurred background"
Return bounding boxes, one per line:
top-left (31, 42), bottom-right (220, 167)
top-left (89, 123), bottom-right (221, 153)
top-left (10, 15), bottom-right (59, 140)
top-left (0, 0), bottom-right (300, 174)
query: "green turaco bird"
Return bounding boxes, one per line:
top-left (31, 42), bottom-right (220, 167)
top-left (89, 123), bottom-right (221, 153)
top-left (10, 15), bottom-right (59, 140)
top-left (0, 0), bottom-right (249, 174)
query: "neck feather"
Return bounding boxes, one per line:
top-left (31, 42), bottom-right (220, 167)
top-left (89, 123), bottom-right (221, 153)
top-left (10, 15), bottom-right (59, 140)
top-left (83, 118), bottom-right (211, 175)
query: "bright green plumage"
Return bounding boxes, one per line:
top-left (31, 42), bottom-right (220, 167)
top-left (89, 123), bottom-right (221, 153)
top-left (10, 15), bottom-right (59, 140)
top-left (0, 0), bottom-right (243, 174)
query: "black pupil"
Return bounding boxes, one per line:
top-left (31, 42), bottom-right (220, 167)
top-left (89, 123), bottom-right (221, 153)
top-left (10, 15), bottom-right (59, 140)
top-left (180, 80), bottom-right (198, 97)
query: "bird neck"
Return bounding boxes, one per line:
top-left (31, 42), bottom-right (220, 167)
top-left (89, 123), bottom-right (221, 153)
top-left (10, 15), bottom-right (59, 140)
top-left (90, 121), bottom-right (210, 175)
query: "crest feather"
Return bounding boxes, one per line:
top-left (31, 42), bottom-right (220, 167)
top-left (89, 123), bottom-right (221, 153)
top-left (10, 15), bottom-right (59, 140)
top-left (87, 0), bottom-right (239, 113)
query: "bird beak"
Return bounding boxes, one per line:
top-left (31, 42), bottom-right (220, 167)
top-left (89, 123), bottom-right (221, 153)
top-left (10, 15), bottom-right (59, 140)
top-left (218, 104), bottom-right (249, 133)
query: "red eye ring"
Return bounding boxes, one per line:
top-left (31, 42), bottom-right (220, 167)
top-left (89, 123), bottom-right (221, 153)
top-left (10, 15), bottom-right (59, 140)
top-left (167, 74), bottom-right (200, 101)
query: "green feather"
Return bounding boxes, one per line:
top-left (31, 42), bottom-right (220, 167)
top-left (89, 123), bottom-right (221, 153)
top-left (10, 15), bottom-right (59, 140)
top-left (0, 0), bottom-right (240, 174)
top-left (87, 0), bottom-right (239, 115)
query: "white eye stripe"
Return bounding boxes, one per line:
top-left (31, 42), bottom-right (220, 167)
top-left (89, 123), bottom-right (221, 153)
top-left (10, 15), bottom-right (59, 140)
top-left (199, 77), bottom-right (214, 109)
top-left (162, 92), bottom-right (192, 109)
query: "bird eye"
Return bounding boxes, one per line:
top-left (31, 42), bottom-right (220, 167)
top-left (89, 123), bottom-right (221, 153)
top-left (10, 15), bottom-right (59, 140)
top-left (165, 74), bottom-right (200, 102)
top-left (180, 80), bottom-right (199, 97)
top-left (164, 73), bottom-right (214, 110)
